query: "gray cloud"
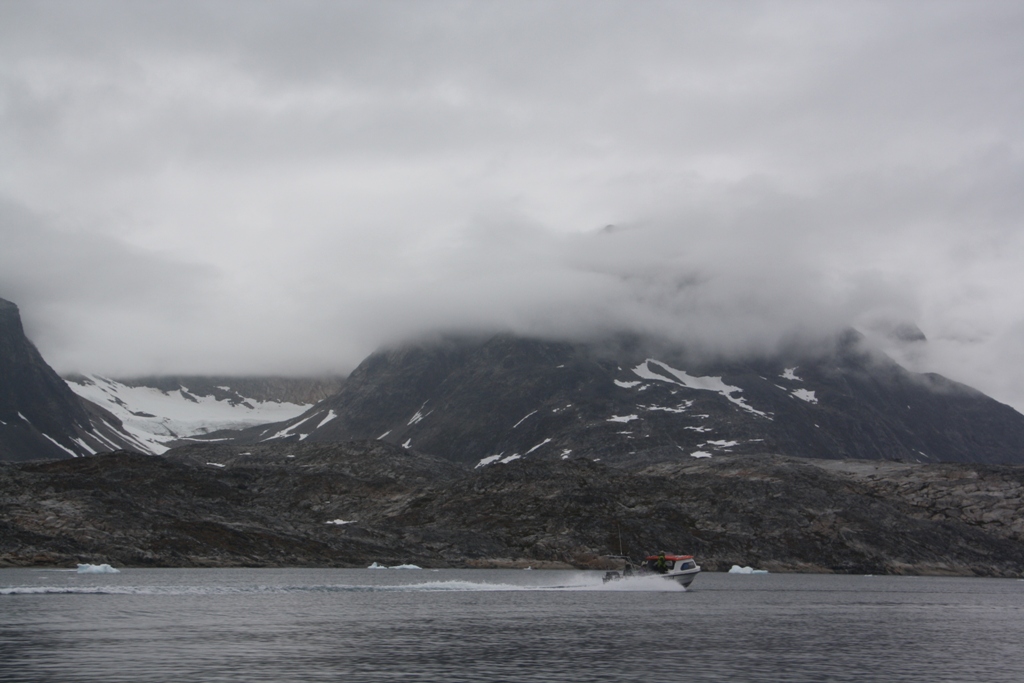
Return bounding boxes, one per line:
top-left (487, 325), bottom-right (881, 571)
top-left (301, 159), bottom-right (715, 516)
top-left (2, 1), bottom-right (1024, 410)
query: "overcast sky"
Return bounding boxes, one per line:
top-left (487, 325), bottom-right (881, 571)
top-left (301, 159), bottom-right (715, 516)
top-left (2, 1), bottom-right (1024, 410)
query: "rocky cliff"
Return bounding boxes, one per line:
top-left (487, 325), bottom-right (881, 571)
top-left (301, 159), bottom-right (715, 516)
top-left (3, 442), bottom-right (1022, 576)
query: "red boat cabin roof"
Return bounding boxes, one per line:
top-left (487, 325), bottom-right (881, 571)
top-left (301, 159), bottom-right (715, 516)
top-left (645, 554), bottom-right (693, 561)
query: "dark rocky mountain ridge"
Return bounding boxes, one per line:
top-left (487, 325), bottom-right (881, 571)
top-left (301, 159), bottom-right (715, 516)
top-left (3, 442), bottom-right (1022, 576)
top-left (0, 298), bottom-right (146, 461)
top-left (224, 332), bottom-right (1024, 466)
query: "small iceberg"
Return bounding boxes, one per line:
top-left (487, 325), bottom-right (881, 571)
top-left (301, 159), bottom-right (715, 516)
top-left (77, 563), bottom-right (119, 574)
top-left (728, 565), bottom-right (768, 574)
top-left (367, 562), bottom-right (422, 570)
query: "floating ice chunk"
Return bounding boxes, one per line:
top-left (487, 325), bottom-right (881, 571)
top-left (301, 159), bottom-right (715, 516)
top-left (781, 368), bottom-right (801, 381)
top-left (728, 565), bottom-right (769, 574)
top-left (633, 360), bottom-right (768, 417)
top-left (77, 563), bottom-right (119, 574)
top-left (326, 519), bottom-right (354, 525)
top-left (792, 389), bottom-right (818, 404)
top-left (607, 414), bottom-right (639, 423)
top-left (614, 380), bottom-right (642, 388)
top-left (690, 451), bottom-right (712, 459)
top-left (206, 462), bottom-right (226, 468)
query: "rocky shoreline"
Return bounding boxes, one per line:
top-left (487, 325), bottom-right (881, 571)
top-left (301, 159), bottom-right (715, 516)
top-left (2, 442), bottom-right (1023, 576)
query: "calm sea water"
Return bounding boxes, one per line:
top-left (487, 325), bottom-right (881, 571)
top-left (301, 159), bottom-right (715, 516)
top-left (2, 568), bottom-right (1023, 682)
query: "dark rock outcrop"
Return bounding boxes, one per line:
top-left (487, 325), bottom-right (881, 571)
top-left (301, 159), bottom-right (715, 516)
top-left (3, 443), bottom-right (1022, 576)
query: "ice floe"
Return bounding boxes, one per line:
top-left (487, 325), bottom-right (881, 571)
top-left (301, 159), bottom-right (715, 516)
top-left (77, 563), bottom-right (119, 574)
top-left (632, 360), bottom-right (769, 417)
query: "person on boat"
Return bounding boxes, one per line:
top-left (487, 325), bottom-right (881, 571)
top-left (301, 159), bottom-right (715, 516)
top-left (656, 552), bottom-right (668, 574)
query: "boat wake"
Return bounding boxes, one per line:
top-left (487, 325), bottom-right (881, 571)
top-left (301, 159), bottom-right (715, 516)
top-left (2, 575), bottom-right (686, 596)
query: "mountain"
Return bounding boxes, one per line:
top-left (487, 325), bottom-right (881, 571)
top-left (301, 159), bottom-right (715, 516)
top-left (0, 298), bottom-right (148, 461)
top-left (64, 375), bottom-right (335, 454)
top-left (223, 332), bottom-right (1024, 466)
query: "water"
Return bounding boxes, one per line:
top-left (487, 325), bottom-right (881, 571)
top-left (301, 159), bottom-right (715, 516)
top-left (2, 568), bottom-right (1023, 682)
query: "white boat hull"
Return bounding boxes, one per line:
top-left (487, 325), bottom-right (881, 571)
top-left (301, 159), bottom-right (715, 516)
top-left (664, 567), bottom-right (700, 588)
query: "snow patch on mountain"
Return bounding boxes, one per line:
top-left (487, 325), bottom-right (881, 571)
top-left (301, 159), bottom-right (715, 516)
top-left (791, 389), bottom-right (818, 404)
top-left (781, 367), bottom-right (801, 381)
top-left (632, 360), bottom-right (769, 418)
top-left (66, 375), bottom-right (312, 454)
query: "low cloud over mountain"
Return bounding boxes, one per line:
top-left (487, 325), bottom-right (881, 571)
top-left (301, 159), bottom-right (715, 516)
top-left (2, 2), bottom-right (1023, 410)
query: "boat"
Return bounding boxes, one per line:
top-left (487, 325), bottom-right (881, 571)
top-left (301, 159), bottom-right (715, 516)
top-left (602, 553), bottom-right (701, 588)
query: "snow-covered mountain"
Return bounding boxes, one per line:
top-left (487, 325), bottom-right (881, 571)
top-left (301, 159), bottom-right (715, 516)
top-left (217, 332), bottom-right (1024, 466)
top-left (64, 375), bottom-right (316, 454)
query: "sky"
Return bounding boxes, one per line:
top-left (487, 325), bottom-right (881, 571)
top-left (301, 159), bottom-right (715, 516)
top-left (2, 1), bottom-right (1024, 411)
